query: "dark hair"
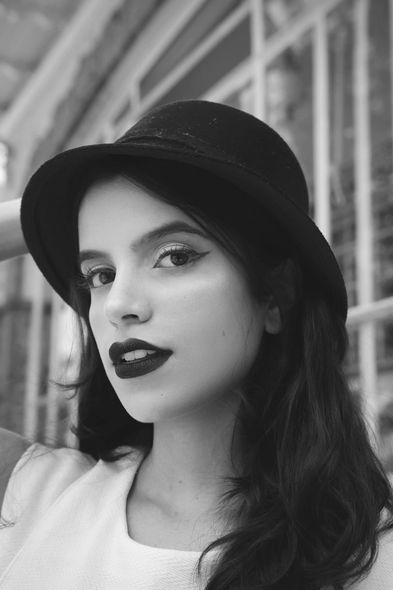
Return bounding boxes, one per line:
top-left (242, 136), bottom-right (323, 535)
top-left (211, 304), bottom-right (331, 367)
top-left (60, 157), bottom-right (393, 590)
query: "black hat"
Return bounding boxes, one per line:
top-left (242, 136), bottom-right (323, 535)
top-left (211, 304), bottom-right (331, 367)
top-left (20, 99), bottom-right (348, 320)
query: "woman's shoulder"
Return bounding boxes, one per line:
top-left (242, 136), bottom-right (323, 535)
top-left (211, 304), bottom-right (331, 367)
top-left (1, 434), bottom-right (97, 524)
top-left (0, 428), bottom-right (31, 511)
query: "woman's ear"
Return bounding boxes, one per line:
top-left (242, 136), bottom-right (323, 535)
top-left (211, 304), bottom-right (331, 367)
top-left (263, 259), bottom-right (299, 334)
top-left (264, 296), bottom-right (282, 334)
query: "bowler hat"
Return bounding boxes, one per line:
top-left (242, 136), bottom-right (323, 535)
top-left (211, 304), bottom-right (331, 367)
top-left (20, 99), bottom-right (348, 320)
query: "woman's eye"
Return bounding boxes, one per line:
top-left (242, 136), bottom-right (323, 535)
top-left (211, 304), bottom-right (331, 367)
top-left (154, 246), bottom-right (199, 268)
top-left (79, 268), bottom-right (115, 290)
top-left (76, 246), bottom-right (207, 290)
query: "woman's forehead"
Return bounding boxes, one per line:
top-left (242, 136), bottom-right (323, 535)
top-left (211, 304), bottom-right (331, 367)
top-left (78, 175), bottom-right (185, 223)
top-left (77, 175), bottom-right (206, 250)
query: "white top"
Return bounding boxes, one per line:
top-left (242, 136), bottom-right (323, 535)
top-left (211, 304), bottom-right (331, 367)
top-left (0, 442), bottom-right (219, 589)
top-left (0, 442), bottom-right (392, 589)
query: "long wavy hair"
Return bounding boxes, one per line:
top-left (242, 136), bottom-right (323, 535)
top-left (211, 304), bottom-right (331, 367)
top-left (59, 157), bottom-right (393, 590)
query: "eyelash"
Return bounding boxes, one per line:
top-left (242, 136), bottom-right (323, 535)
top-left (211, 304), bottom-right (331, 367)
top-left (76, 245), bottom-right (202, 290)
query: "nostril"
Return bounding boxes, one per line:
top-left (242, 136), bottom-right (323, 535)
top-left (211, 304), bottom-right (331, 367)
top-left (105, 303), bottom-right (148, 325)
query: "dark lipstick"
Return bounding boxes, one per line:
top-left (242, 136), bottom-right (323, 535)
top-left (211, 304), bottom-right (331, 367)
top-left (109, 338), bottom-right (172, 379)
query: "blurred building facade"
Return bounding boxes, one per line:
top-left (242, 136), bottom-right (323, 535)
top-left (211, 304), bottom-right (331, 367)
top-left (0, 0), bottom-right (393, 465)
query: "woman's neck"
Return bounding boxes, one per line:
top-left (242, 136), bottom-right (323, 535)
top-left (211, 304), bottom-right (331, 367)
top-left (134, 396), bottom-right (242, 520)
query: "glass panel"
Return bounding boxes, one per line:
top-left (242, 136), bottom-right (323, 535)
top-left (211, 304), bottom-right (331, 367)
top-left (370, 0), bottom-right (393, 301)
top-left (113, 98), bottom-right (132, 126)
top-left (377, 317), bottom-right (393, 373)
top-left (152, 16), bottom-right (251, 107)
top-left (140, 0), bottom-right (246, 97)
top-left (379, 412), bottom-right (393, 473)
top-left (222, 82), bottom-right (253, 112)
top-left (0, 261), bottom-right (10, 306)
top-left (328, 1), bottom-right (357, 307)
top-left (376, 317), bottom-right (393, 472)
top-left (265, 32), bottom-right (314, 211)
top-left (111, 98), bottom-right (133, 138)
top-left (369, 0), bottom-right (393, 450)
top-left (38, 302), bottom-right (52, 398)
top-left (264, 0), bottom-right (315, 38)
top-left (0, 299), bottom-right (30, 433)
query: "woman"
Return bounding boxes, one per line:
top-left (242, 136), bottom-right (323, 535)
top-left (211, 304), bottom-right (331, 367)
top-left (0, 100), bottom-right (392, 589)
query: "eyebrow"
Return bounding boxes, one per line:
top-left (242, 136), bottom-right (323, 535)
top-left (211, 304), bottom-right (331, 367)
top-left (78, 220), bottom-right (209, 267)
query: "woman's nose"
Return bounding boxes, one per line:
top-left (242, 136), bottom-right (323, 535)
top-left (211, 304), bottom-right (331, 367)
top-left (103, 269), bottom-right (152, 326)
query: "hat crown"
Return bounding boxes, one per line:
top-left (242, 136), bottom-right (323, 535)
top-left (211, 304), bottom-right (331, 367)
top-left (20, 99), bottom-right (347, 320)
top-left (116, 100), bottom-right (310, 213)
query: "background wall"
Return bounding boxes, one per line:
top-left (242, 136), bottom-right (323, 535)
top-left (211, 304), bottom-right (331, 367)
top-left (0, 0), bottom-right (392, 469)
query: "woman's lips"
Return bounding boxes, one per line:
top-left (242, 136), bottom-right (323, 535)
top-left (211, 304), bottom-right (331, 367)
top-left (109, 337), bottom-right (171, 363)
top-left (113, 351), bottom-right (172, 379)
top-left (108, 337), bottom-right (173, 379)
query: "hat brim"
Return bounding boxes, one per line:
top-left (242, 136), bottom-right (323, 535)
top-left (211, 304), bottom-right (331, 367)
top-left (20, 139), bottom-right (348, 320)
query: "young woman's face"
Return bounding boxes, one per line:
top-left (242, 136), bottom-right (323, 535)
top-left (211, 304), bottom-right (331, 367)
top-left (78, 175), bottom-right (277, 423)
